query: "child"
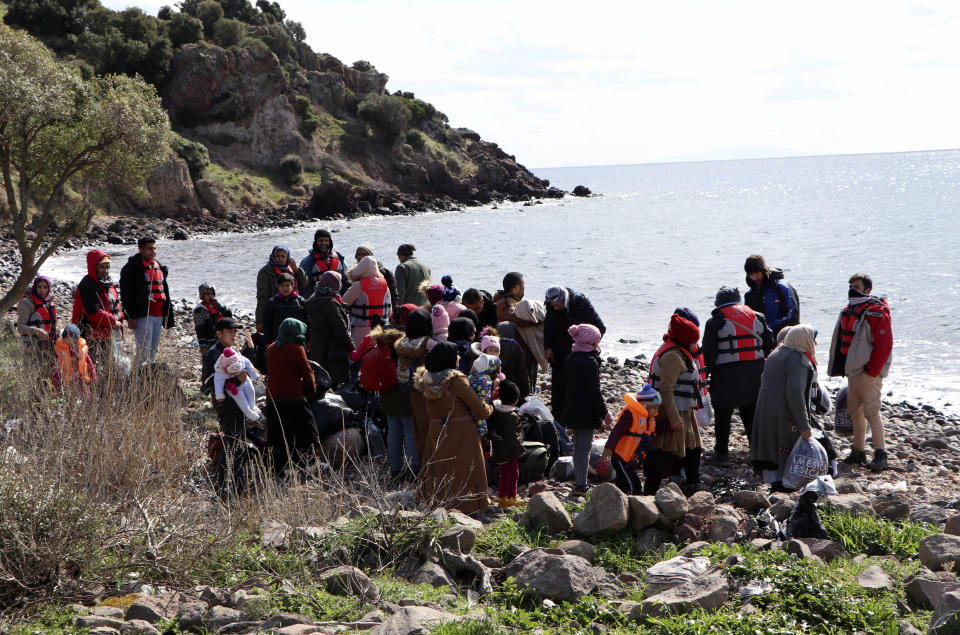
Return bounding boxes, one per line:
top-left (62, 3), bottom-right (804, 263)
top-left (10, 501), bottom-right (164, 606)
top-left (468, 353), bottom-right (504, 454)
top-left (440, 276), bottom-right (465, 318)
top-left (431, 304), bottom-right (450, 343)
top-left (470, 333), bottom-right (500, 358)
top-left (214, 347), bottom-right (262, 421)
top-left (489, 380), bottom-right (525, 507)
top-left (602, 384), bottom-right (662, 495)
top-left (52, 324), bottom-right (97, 394)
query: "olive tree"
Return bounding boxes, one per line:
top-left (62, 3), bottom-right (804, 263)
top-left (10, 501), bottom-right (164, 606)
top-left (0, 25), bottom-right (170, 313)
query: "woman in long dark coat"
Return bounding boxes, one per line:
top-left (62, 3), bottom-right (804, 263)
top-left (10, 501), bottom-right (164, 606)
top-left (266, 318), bottom-right (317, 478)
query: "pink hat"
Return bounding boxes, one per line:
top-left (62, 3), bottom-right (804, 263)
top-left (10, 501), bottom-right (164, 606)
top-left (431, 304), bottom-right (450, 337)
top-left (470, 334), bottom-right (500, 357)
top-left (569, 324), bottom-right (602, 352)
top-left (427, 284), bottom-right (444, 306)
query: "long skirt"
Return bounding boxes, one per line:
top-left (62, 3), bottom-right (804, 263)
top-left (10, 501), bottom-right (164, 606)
top-left (417, 417), bottom-right (489, 514)
top-left (266, 397), bottom-right (318, 477)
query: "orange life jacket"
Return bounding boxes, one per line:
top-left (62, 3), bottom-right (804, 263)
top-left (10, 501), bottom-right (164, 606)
top-left (714, 303), bottom-right (764, 364)
top-left (310, 251), bottom-right (342, 281)
top-left (24, 293), bottom-right (57, 338)
top-left (54, 337), bottom-right (92, 385)
top-left (349, 276), bottom-right (390, 327)
top-left (272, 264), bottom-right (299, 291)
top-left (613, 393), bottom-right (654, 462)
top-left (143, 259), bottom-right (165, 302)
top-left (838, 301), bottom-right (874, 357)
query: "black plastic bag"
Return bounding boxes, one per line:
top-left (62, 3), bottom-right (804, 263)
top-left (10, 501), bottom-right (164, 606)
top-left (785, 491), bottom-right (828, 539)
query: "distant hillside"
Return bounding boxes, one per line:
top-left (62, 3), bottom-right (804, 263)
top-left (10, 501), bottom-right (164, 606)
top-left (1, 0), bottom-right (561, 218)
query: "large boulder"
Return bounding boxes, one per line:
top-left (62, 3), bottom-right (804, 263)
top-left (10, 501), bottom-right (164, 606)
top-left (634, 570), bottom-right (730, 617)
top-left (628, 496), bottom-right (660, 531)
top-left (501, 549), bottom-right (622, 602)
top-left (871, 492), bottom-right (911, 521)
top-left (319, 565), bottom-right (378, 600)
top-left (438, 524), bottom-right (476, 553)
top-left (574, 483), bottom-right (629, 536)
top-left (125, 592), bottom-right (191, 624)
top-left (527, 491), bottom-right (573, 533)
top-left (920, 534), bottom-right (960, 572)
top-left (827, 493), bottom-right (875, 516)
top-left (733, 490), bottom-right (771, 513)
top-left (655, 483), bottom-right (689, 522)
top-left (906, 575), bottom-right (960, 609)
top-left (370, 606), bottom-right (460, 635)
top-left (412, 562), bottom-right (455, 589)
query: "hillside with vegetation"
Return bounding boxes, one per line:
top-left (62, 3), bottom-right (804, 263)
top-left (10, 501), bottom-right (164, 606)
top-left (1, 0), bottom-right (560, 220)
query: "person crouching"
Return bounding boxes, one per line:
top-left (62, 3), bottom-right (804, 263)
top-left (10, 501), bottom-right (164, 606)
top-left (602, 384), bottom-right (662, 495)
top-left (52, 324), bottom-right (97, 395)
top-left (489, 380), bottom-right (526, 507)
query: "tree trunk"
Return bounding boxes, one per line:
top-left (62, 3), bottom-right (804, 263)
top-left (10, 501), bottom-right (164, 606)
top-left (0, 265), bottom-right (36, 315)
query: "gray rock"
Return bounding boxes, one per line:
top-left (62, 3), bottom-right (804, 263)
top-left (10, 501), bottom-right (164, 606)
top-left (501, 548), bottom-right (619, 602)
top-left (628, 496), bottom-right (660, 530)
top-left (707, 515), bottom-right (739, 543)
top-left (633, 571), bottom-right (729, 617)
top-left (574, 483), bottom-right (629, 536)
top-left (319, 565), bottom-right (379, 600)
top-left (370, 606), bottom-right (460, 635)
top-left (260, 519), bottom-right (291, 548)
top-left (686, 491), bottom-right (716, 516)
top-left (655, 483), bottom-right (689, 522)
top-left (798, 538), bottom-right (845, 562)
top-left (784, 539), bottom-right (813, 559)
top-left (175, 601), bottom-right (208, 631)
top-left (75, 616), bottom-right (125, 630)
top-left (125, 592), bottom-right (187, 624)
top-left (215, 621), bottom-right (261, 634)
top-left (438, 524), bottom-right (476, 554)
top-left (834, 478), bottom-right (864, 494)
top-left (920, 534), bottom-right (960, 572)
top-left (91, 606), bottom-right (124, 618)
top-left (945, 515), bottom-right (960, 536)
top-left (871, 493), bottom-right (911, 521)
top-left (412, 562), bottom-right (455, 589)
top-left (905, 576), bottom-right (960, 609)
top-left (679, 541), bottom-right (710, 557)
top-left (558, 539), bottom-right (596, 562)
top-left (733, 490), bottom-right (770, 513)
top-left (439, 549), bottom-right (493, 594)
top-left (913, 504), bottom-right (951, 525)
top-left (88, 628), bottom-right (120, 635)
top-left (260, 613), bottom-right (315, 629)
top-left (528, 491), bottom-right (574, 533)
top-left (768, 498), bottom-right (794, 522)
top-left (932, 590), bottom-right (960, 627)
top-left (118, 620), bottom-right (161, 635)
top-left (827, 493), bottom-right (875, 516)
top-left (635, 527), bottom-right (669, 553)
top-left (205, 605), bottom-right (243, 629)
top-left (857, 565), bottom-right (892, 590)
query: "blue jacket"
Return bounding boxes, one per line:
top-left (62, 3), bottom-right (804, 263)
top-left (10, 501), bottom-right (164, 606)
top-left (299, 249), bottom-right (348, 296)
top-left (744, 269), bottom-right (797, 334)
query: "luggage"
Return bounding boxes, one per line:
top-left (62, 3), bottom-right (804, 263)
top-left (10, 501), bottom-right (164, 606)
top-left (834, 386), bottom-right (853, 436)
top-left (519, 441), bottom-right (548, 484)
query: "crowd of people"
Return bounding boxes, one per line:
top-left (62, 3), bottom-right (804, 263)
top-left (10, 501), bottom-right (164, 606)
top-left (16, 233), bottom-right (894, 514)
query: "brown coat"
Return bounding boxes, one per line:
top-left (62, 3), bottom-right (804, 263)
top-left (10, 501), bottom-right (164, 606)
top-left (654, 347), bottom-right (702, 458)
top-left (414, 369), bottom-right (493, 514)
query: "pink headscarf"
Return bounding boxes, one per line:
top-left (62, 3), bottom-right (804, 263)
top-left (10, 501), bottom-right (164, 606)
top-left (569, 323), bottom-right (602, 352)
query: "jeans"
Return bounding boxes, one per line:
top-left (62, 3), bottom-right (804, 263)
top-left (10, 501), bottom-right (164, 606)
top-left (387, 415), bottom-right (420, 474)
top-left (134, 315), bottom-right (164, 364)
top-left (572, 428), bottom-right (593, 487)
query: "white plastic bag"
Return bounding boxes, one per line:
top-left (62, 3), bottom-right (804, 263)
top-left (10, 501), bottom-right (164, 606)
top-left (695, 392), bottom-right (712, 429)
top-left (782, 436), bottom-right (829, 490)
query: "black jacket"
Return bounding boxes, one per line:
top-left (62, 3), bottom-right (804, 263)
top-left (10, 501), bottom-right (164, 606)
top-left (702, 307), bottom-right (775, 408)
top-left (202, 340), bottom-right (255, 407)
top-left (305, 289), bottom-right (354, 388)
top-left (118, 254), bottom-right (174, 326)
top-left (262, 294), bottom-right (308, 345)
top-left (543, 288), bottom-right (606, 363)
top-left (476, 290), bottom-right (499, 330)
top-left (561, 350), bottom-right (608, 430)
top-left (499, 337), bottom-right (530, 399)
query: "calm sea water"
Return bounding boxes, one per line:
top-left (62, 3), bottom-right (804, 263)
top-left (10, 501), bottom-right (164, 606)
top-left (44, 150), bottom-right (960, 412)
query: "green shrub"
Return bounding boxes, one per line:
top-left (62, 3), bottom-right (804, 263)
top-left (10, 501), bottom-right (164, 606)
top-left (820, 507), bottom-right (937, 558)
top-left (280, 154), bottom-right (303, 185)
top-left (167, 12), bottom-right (204, 47)
top-left (169, 132), bottom-right (210, 180)
top-left (352, 59), bottom-right (375, 72)
top-left (212, 17), bottom-right (245, 47)
top-left (357, 94), bottom-right (411, 142)
top-left (405, 130), bottom-right (426, 150)
top-left (294, 94), bottom-right (321, 138)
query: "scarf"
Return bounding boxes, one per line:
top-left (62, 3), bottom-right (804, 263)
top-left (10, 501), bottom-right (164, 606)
top-left (275, 318), bottom-right (306, 345)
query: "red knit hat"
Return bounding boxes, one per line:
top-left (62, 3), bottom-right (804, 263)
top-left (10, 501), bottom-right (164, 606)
top-left (667, 314), bottom-right (700, 346)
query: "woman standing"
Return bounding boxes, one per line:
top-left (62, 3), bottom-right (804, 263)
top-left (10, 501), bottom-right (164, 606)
top-left (646, 313), bottom-right (705, 495)
top-left (395, 308), bottom-right (433, 455)
top-left (18, 275), bottom-right (57, 366)
top-left (342, 255), bottom-right (391, 345)
top-left (306, 271), bottom-right (354, 388)
top-left (263, 273), bottom-right (308, 346)
top-left (561, 324), bottom-right (613, 492)
top-left (414, 341), bottom-right (494, 514)
top-left (266, 318), bottom-right (317, 478)
top-left (750, 324), bottom-right (826, 491)
top-left (256, 245), bottom-right (307, 333)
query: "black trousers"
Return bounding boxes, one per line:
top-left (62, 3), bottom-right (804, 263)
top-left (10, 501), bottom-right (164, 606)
top-left (611, 455), bottom-right (643, 495)
top-left (266, 398), bottom-right (319, 477)
top-left (550, 361), bottom-right (566, 420)
top-left (713, 405), bottom-right (757, 455)
top-left (643, 450), bottom-right (678, 495)
top-left (214, 408), bottom-right (250, 496)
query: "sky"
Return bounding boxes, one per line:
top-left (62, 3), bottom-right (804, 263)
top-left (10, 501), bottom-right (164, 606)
top-left (103, 0), bottom-right (960, 168)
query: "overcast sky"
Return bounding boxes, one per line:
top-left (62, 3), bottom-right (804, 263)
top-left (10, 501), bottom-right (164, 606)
top-left (104, 0), bottom-right (960, 168)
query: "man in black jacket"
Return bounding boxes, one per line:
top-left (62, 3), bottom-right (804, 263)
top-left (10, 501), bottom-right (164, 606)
top-left (543, 285), bottom-right (606, 419)
top-left (119, 237), bottom-right (174, 365)
top-left (463, 288), bottom-right (499, 330)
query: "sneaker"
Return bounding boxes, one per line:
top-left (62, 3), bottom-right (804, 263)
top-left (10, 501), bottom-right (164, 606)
top-left (707, 452), bottom-right (730, 466)
top-left (843, 449), bottom-right (868, 465)
top-left (867, 449), bottom-right (889, 472)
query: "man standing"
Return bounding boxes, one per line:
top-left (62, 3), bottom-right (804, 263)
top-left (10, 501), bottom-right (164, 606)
top-left (119, 237), bottom-right (173, 365)
top-left (701, 286), bottom-right (775, 465)
top-left (462, 288), bottom-right (499, 330)
top-left (299, 229), bottom-right (347, 297)
top-left (496, 273), bottom-right (543, 391)
top-left (743, 254), bottom-right (799, 337)
top-left (542, 285), bottom-right (606, 419)
top-left (828, 273), bottom-right (893, 472)
top-left (72, 249), bottom-right (125, 364)
top-left (394, 243), bottom-right (431, 306)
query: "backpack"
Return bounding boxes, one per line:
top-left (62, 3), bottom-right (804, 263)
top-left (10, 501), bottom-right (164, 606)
top-left (396, 355), bottom-right (418, 392)
top-left (360, 344), bottom-right (398, 392)
top-left (519, 441), bottom-right (548, 484)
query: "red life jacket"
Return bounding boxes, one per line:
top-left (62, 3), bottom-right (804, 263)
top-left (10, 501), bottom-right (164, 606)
top-left (691, 344), bottom-right (708, 396)
top-left (143, 259), bottom-right (166, 302)
top-left (648, 340), bottom-right (702, 411)
top-left (272, 264), bottom-right (299, 291)
top-left (714, 304), bottom-right (764, 364)
top-left (349, 277), bottom-right (390, 326)
top-left (311, 251), bottom-right (341, 281)
top-left (24, 293), bottom-right (57, 338)
top-left (74, 279), bottom-right (122, 340)
top-left (201, 301), bottom-right (225, 324)
top-left (838, 301), bottom-right (874, 357)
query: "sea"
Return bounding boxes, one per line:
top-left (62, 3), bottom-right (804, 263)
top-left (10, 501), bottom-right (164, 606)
top-left (43, 150), bottom-right (960, 413)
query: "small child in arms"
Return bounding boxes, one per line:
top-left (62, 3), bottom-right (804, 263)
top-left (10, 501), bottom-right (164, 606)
top-left (214, 347), bottom-right (262, 421)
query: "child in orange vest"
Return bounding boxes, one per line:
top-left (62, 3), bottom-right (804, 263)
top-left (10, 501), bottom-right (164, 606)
top-left (602, 384), bottom-right (661, 495)
top-left (52, 324), bottom-right (97, 394)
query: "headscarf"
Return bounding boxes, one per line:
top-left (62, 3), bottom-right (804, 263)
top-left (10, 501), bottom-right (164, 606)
top-left (569, 323), bottom-right (602, 352)
top-left (269, 244), bottom-right (292, 266)
top-left (448, 317), bottom-right (476, 342)
top-left (405, 308), bottom-right (433, 339)
top-left (275, 318), bottom-right (307, 346)
top-left (62, 324), bottom-right (81, 339)
top-left (30, 276), bottom-right (52, 302)
top-left (356, 243), bottom-right (375, 258)
top-left (783, 323), bottom-right (818, 366)
top-left (425, 340), bottom-right (458, 373)
top-left (318, 271), bottom-right (342, 293)
top-left (667, 313), bottom-right (700, 347)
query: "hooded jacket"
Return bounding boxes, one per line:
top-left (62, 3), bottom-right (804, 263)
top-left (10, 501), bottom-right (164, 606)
top-left (73, 249), bottom-right (125, 341)
top-left (299, 243), bottom-right (347, 297)
top-left (543, 288), bottom-right (606, 363)
top-left (744, 267), bottom-right (798, 335)
top-left (305, 286), bottom-right (354, 387)
top-left (256, 246), bottom-right (308, 324)
top-left (394, 255), bottom-right (431, 306)
top-left (119, 252), bottom-right (174, 326)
